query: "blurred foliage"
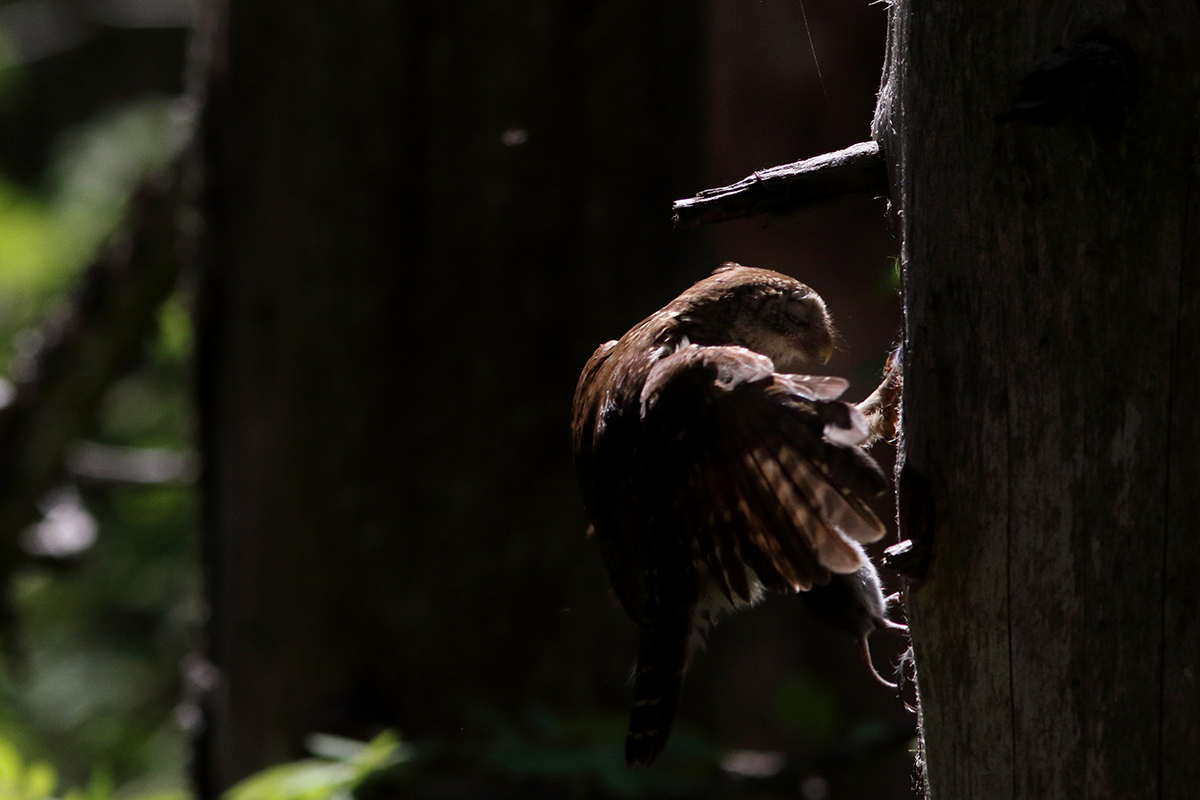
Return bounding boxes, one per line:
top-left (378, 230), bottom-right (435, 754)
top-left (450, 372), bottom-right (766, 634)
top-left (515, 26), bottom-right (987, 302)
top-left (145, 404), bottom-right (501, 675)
top-left (0, 97), bottom-right (189, 363)
top-left (225, 732), bottom-right (410, 800)
top-left (0, 720), bottom-right (918, 800)
top-left (480, 707), bottom-right (718, 797)
top-left (0, 732), bottom-right (404, 800)
top-left (0, 26), bottom-right (22, 100)
top-left (0, 736), bottom-right (56, 800)
top-left (6, 457), bottom-right (198, 785)
top-left (0, 2), bottom-right (195, 791)
top-left (0, 734), bottom-right (186, 800)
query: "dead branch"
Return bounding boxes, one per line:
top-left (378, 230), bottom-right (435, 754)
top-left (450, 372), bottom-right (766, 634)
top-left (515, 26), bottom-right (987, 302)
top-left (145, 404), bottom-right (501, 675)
top-left (672, 140), bottom-right (888, 229)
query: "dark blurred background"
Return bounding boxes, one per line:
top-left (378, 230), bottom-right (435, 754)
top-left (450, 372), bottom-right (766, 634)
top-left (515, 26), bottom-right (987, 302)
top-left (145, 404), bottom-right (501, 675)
top-left (0, 0), bottom-right (906, 797)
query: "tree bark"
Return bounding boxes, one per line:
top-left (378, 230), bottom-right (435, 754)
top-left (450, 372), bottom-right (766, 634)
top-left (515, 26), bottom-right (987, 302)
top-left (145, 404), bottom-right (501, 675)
top-left (876, 2), bottom-right (1200, 797)
top-left (195, 0), bottom-right (704, 791)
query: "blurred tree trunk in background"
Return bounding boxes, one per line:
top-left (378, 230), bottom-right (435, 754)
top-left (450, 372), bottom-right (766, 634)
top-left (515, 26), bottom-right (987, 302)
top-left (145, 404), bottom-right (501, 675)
top-left (196, 0), bottom-right (705, 790)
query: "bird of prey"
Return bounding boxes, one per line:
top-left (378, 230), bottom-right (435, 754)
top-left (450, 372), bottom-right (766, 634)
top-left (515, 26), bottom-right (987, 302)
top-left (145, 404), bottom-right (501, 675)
top-left (571, 264), bottom-right (901, 767)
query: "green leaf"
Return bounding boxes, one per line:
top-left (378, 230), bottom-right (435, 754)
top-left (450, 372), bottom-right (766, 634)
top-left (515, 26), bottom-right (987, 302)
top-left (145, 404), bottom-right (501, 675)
top-left (225, 760), bottom-right (355, 800)
top-left (85, 766), bottom-right (113, 800)
top-left (0, 181), bottom-right (61, 294)
top-left (20, 762), bottom-right (55, 800)
top-left (225, 731), bottom-right (409, 800)
top-left (0, 739), bottom-right (21, 789)
top-left (0, 98), bottom-right (188, 299)
top-left (349, 731), bottom-right (408, 773)
top-left (303, 734), bottom-right (364, 763)
top-left (121, 792), bottom-right (191, 800)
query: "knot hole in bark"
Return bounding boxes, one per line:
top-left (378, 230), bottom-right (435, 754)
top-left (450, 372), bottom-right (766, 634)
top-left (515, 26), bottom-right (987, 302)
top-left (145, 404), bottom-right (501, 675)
top-left (996, 37), bottom-right (1140, 127)
top-left (884, 463), bottom-right (935, 582)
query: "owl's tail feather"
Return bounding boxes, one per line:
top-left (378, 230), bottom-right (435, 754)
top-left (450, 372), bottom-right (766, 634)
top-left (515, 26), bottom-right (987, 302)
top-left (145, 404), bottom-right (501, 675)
top-left (625, 614), bottom-right (690, 767)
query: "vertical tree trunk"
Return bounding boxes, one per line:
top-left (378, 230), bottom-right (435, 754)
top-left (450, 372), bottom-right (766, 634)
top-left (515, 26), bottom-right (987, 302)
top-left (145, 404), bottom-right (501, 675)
top-left (876, 2), bottom-right (1200, 797)
top-left (196, 0), bottom-right (704, 791)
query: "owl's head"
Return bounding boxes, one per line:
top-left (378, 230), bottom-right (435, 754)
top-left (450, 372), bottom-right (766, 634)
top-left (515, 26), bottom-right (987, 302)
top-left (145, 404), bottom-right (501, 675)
top-left (672, 263), bottom-right (835, 373)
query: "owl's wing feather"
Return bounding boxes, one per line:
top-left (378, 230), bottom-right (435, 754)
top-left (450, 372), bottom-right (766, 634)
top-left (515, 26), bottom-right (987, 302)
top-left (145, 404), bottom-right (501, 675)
top-left (689, 453), bottom-right (761, 602)
top-left (573, 339), bottom-right (662, 624)
top-left (726, 446), bottom-right (816, 592)
top-left (678, 453), bottom-right (729, 598)
top-left (641, 345), bottom-right (887, 604)
top-left (744, 443), bottom-right (859, 582)
top-left (762, 385), bottom-right (888, 544)
top-left (774, 373), bottom-right (850, 401)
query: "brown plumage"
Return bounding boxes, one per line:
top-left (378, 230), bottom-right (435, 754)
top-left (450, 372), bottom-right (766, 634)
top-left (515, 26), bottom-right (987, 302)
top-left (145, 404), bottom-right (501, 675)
top-left (571, 264), bottom-right (894, 766)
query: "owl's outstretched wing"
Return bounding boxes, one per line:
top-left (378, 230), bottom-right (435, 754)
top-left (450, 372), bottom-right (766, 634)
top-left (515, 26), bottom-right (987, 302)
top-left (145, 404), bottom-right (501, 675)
top-left (639, 345), bottom-right (887, 604)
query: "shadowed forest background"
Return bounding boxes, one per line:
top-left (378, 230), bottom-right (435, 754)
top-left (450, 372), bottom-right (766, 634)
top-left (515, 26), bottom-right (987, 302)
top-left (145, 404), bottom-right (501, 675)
top-left (0, 1), bottom-right (910, 797)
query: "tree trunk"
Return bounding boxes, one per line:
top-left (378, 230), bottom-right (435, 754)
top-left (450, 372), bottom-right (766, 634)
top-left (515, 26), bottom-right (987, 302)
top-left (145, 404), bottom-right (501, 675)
top-left (195, 0), bottom-right (704, 791)
top-left (876, 2), bottom-right (1200, 797)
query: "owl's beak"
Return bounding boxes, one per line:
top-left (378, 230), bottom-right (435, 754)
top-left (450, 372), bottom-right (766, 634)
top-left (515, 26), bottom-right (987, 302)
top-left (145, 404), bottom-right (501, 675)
top-left (819, 340), bottom-right (835, 364)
